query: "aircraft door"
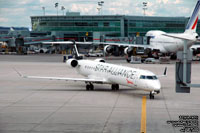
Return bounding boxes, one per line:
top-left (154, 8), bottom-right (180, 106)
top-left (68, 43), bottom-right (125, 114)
top-left (147, 36), bottom-right (151, 45)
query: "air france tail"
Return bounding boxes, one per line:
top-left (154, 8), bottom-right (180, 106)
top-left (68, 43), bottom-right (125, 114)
top-left (185, 0), bottom-right (200, 33)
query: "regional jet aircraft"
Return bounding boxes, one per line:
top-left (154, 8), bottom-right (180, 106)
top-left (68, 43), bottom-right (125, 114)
top-left (99, 0), bottom-right (200, 56)
top-left (16, 41), bottom-right (166, 99)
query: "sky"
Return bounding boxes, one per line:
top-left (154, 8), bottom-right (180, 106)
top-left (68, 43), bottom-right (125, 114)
top-left (0, 0), bottom-right (198, 28)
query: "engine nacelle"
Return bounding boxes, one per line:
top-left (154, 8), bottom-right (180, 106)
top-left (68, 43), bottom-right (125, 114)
top-left (94, 58), bottom-right (105, 63)
top-left (104, 45), bottom-right (113, 54)
top-left (66, 59), bottom-right (78, 68)
top-left (124, 47), bottom-right (133, 55)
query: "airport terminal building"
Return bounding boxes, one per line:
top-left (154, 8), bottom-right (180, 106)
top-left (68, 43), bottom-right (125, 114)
top-left (31, 13), bottom-right (200, 42)
top-left (2, 13), bottom-right (200, 54)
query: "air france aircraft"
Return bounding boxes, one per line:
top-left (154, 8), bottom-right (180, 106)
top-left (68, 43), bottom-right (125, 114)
top-left (101, 0), bottom-right (200, 55)
top-left (16, 42), bottom-right (166, 99)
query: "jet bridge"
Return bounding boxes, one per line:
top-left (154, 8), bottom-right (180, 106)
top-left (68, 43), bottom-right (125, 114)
top-left (175, 41), bottom-right (200, 92)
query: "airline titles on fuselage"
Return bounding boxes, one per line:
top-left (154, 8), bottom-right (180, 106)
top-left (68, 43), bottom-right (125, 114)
top-left (84, 64), bottom-right (137, 80)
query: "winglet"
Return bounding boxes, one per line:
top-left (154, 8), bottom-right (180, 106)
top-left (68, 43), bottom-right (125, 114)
top-left (163, 67), bottom-right (167, 76)
top-left (157, 67), bottom-right (167, 78)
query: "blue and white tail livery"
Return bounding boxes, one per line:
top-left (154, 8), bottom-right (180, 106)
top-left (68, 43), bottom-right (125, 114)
top-left (185, 0), bottom-right (200, 33)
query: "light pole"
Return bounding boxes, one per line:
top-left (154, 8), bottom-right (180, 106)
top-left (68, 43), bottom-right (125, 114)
top-left (55, 2), bottom-right (59, 16)
top-left (42, 7), bottom-right (45, 16)
top-left (61, 6), bottom-right (65, 15)
top-left (97, 7), bottom-right (101, 15)
top-left (98, 1), bottom-right (104, 15)
top-left (143, 2), bottom-right (147, 16)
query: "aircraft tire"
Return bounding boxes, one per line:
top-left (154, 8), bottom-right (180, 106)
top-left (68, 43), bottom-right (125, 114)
top-left (111, 84), bottom-right (115, 90)
top-left (86, 85), bottom-right (90, 91)
top-left (149, 92), bottom-right (154, 99)
top-left (86, 84), bottom-right (94, 91)
top-left (90, 84), bottom-right (94, 90)
top-left (126, 59), bottom-right (131, 63)
top-left (112, 84), bottom-right (119, 91)
top-left (115, 84), bottom-right (119, 90)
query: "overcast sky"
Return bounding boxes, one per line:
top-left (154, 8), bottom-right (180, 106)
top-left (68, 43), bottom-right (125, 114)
top-left (0, 0), bottom-right (198, 28)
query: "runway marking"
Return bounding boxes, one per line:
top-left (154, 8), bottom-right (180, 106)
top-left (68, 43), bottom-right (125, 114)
top-left (140, 96), bottom-right (146, 133)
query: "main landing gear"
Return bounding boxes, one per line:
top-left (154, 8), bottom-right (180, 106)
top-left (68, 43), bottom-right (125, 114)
top-left (112, 84), bottom-right (119, 91)
top-left (86, 83), bottom-right (94, 91)
top-left (149, 92), bottom-right (155, 99)
top-left (85, 82), bottom-right (120, 91)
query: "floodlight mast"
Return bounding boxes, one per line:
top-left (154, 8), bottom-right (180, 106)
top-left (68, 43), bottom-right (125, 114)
top-left (98, 1), bottom-right (104, 15)
top-left (61, 6), bottom-right (65, 15)
top-left (55, 2), bottom-right (59, 16)
top-left (97, 7), bottom-right (101, 15)
top-left (42, 7), bottom-right (45, 16)
top-left (143, 2), bottom-right (147, 16)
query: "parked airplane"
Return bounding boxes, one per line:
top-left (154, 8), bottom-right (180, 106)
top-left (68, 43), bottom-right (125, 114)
top-left (15, 41), bottom-right (167, 99)
top-left (101, 0), bottom-right (200, 56)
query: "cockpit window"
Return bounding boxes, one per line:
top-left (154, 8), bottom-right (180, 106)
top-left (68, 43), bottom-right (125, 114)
top-left (147, 76), bottom-right (153, 79)
top-left (140, 75), bottom-right (158, 80)
top-left (140, 75), bottom-right (145, 79)
top-left (153, 76), bottom-right (158, 80)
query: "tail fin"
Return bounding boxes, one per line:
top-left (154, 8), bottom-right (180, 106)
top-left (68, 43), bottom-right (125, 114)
top-left (10, 27), bottom-right (15, 31)
top-left (185, 0), bottom-right (200, 33)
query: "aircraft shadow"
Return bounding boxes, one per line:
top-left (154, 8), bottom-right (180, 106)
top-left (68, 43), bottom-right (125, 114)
top-left (30, 86), bottom-right (163, 100)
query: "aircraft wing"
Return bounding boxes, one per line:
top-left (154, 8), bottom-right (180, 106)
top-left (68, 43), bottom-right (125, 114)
top-left (42, 41), bottom-right (151, 49)
top-left (42, 41), bottom-right (93, 45)
top-left (24, 41), bottom-right (52, 45)
top-left (14, 68), bottom-right (108, 84)
top-left (92, 42), bottom-right (151, 48)
top-left (24, 75), bottom-right (107, 83)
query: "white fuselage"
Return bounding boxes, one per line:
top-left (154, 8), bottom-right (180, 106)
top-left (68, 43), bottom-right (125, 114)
top-left (146, 30), bottom-right (197, 53)
top-left (73, 60), bottom-right (161, 92)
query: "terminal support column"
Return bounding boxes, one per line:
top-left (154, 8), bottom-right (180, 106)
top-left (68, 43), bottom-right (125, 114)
top-left (183, 40), bottom-right (187, 83)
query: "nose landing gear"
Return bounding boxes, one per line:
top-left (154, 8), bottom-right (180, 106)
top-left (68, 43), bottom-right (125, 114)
top-left (149, 92), bottom-right (155, 99)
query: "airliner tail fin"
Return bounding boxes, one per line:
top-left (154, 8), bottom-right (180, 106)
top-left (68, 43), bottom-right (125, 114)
top-left (185, 0), bottom-right (200, 33)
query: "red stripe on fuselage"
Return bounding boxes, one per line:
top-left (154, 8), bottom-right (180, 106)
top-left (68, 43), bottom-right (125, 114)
top-left (126, 79), bottom-right (134, 85)
top-left (192, 17), bottom-right (198, 30)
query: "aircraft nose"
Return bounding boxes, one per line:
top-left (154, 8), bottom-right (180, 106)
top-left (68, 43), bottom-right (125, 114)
top-left (149, 80), bottom-right (161, 91)
top-left (154, 81), bottom-right (161, 90)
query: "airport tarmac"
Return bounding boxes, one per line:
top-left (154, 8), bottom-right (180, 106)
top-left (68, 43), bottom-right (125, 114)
top-left (0, 55), bottom-right (199, 133)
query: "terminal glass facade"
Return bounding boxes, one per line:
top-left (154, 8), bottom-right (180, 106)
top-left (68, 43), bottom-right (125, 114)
top-left (31, 16), bottom-right (122, 37)
top-left (31, 15), bottom-right (200, 38)
top-left (127, 16), bottom-right (187, 36)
